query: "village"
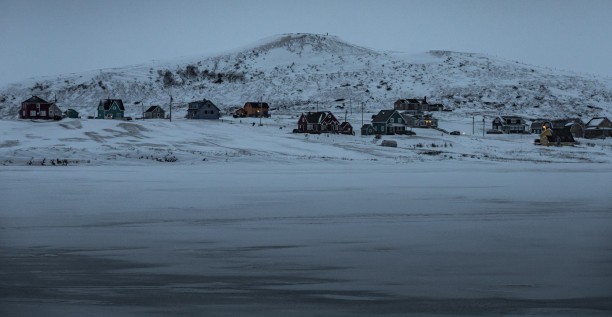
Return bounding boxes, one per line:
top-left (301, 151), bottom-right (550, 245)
top-left (17, 95), bottom-right (612, 149)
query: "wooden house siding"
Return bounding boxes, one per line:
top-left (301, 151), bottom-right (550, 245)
top-left (20, 96), bottom-right (61, 120)
top-left (186, 99), bottom-right (220, 120)
top-left (97, 99), bottom-right (125, 119)
top-left (244, 102), bottom-right (270, 117)
top-left (296, 111), bottom-right (340, 133)
top-left (144, 105), bottom-right (165, 119)
top-left (372, 110), bottom-right (407, 135)
top-left (492, 116), bottom-right (527, 134)
top-left (585, 117), bottom-right (612, 138)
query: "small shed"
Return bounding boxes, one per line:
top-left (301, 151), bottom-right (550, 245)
top-left (339, 122), bottom-right (353, 135)
top-left (361, 124), bottom-right (375, 136)
top-left (64, 108), bottom-right (79, 119)
top-left (144, 105), bottom-right (165, 119)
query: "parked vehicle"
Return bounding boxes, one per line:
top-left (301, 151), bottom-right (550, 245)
top-left (450, 131), bottom-right (461, 135)
top-left (381, 140), bottom-right (397, 147)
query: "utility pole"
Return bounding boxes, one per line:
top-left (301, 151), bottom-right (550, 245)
top-left (472, 116), bottom-right (474, 135)
top-left (169, 95), bottom-right (173, 122)
top-left (259, 96), bottom-right (263, 126)
top-left (361, 102), bottom-right (364, 127)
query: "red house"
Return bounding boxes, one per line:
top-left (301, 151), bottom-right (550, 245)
top-left (296, 111), bottom-right (340, 133)
top-left (20, 96), bottom-right (62, 120)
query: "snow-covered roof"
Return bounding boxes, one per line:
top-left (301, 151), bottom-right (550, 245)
top-left (587, 117), bottom-right (606, 127)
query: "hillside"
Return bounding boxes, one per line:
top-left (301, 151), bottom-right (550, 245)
top-left (1, 33), bottom-right (611, 120)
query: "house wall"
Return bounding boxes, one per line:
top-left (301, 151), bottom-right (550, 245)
top-left (21, 103), bottom-right (52, 119)
top-left (245, 104), bottom-right (269, 117)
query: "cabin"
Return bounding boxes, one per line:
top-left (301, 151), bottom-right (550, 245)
top-left (296, 111), bottom-right (340, 133)
top-left (552, 118), bottom-right (584, 138)
top-left (339, 122), bottom-right (354, 135)
top-left (361, 124), bottom-right (375, 136)
top-left (64, 108), bottom-right (79, 119)
top-left (243, 102), bottom-right (270, 117)
top-left (20, 96), bottom-right (62, 120)
top-left (97, 99), bottom-right (125, 119)
top-left (372, 109), bottom-right (408, 135)
top-left (584, 117), bottom-right (612, 139)
top-left (186, 99), bottom-right (220, 120)
top-left (492, 116), bottom-right (528, 134)
top-left (144, 105), bottom-right (165, 119)
top-left (403, 113), bottom-right (438, 128)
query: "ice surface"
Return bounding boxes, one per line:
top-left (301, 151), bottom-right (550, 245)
top-left (1, 162), bottom-right (611, 316)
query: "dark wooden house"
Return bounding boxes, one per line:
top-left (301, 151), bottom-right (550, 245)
top-left (97, 99), bottom-right (125, 119)
top-left (552, 119), bottom-right (584, 138)
top-left (296, 111), bottom-right (340, 133)
top-left (186, 99), bottom-right (220, 120)
top-left (492, 116), bottom-right (527, 134)
top-left (20, 96), bottom-right (62, 120)
top-left (144, 105), bottom-right (165, 119)
top-left (585, 117), bottom-right (612, 139)
top-left (243, 102), bottom-right (270, 117)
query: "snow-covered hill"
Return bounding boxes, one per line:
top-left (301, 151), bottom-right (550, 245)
top-left (1, 33), bottom-right (611, 120)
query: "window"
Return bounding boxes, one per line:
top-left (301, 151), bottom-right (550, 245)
top-left (40, 111), bottom-right (46, 117)
top-left (30, 110), bottom-right (37, 117)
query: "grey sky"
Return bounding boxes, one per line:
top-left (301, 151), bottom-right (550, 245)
top-left (1, 0), bottom-right (611, 86)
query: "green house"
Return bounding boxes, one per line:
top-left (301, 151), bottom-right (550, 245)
top-left (97, 99), bottom-right (125, 119)
top-left (64, 108), bottom-right (79, 119)
top-left (372, 109), bottom-right (407, 135)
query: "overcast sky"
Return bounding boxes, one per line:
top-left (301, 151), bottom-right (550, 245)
top-left (1, 0), bottom-right (611, 86)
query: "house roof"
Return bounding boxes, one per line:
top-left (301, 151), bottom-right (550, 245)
top-left (372, 110), bottom-right (398, 123)
top-left (361, 124), bottom-right (373, 129)
top-left (587, 117), bottom-right (609, 127)
top-left (99, 99), bottom-right (125, 111)
top-left (396, 98), bottom-right (427, 105)
top-left (245, 102), bottom-right (269, 108)
top-left (189, 99), bottom-right (219, 111)
top-left (302, 111), bottom-right (335, 124)
top-left (145, 105), bottom-right (164, 113)
top-left (340, 122), bottom-right (352, 128)
top-left (22, 95), bottom-right (50, 104)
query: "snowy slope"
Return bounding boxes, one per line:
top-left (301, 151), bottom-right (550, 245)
top-left (1, 33), bottom-right (611, 120)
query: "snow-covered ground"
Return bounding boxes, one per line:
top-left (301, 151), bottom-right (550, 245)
top-left (1, 117), bottom-right (612, 316)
